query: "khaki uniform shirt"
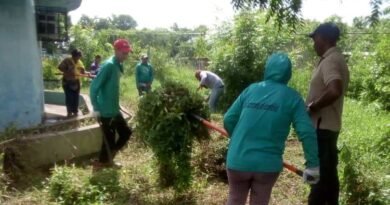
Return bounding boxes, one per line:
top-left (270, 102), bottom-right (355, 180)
top-left (306, 47), bottom-right (350, 132)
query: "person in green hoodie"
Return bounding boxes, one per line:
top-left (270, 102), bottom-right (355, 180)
top-left (223, 52), bottom-right (320, 205)
top-left (135, 54), bottom-right (154, 96)
top-left (90, 39), bottom-right (133, 168)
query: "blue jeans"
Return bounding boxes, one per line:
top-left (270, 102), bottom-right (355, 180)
top-left (209, 86), bottom-right (224, 112)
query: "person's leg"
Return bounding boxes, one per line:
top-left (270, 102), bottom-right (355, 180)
top-left (226, 169), bottom-right (252, 205)
top-left (324, 130), bottom-right (340, 205)
top-left (309, 129), bottom-right (339, 205)
top-left (62, 81), bottom-right (72, 116)
top-left (137, 88), bottom-right (143, 96)
top-left (68, 89), bottom-right (79, 115)
top-left (114, 114), bottom-right (132, 152)
top-left (138, 85), bottom-right (147, 96)
top-left (72, 80), bottom-right (81, 115)
top-left (98, 117), bottom-right (117, 163)
top-left (250, 172), bottom-right (280, 205)
top-left (209, 87), bottom-right (223, 112)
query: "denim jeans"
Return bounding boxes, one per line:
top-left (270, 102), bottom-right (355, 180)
top-left (209, 86), bottom-right (224, 112)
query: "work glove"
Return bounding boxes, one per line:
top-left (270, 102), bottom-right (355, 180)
top-left (303, 166), bottom-right (320, 185)
top-left (139, 83), bottom-right (147, 88)
top-left (92, 111), bottom-right (100, 118)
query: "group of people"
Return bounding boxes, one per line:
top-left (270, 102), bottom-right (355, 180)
top-left (224, 22), bottom-right (349, 205)
top-left (57, 22), bottom-right (349, 205)
top-left (57, 39), bottom-right (154, 168)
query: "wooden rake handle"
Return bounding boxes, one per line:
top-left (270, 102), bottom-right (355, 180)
top-left (190, 113), bottom-right (309, 179)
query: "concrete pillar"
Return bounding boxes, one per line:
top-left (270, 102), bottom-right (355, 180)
top-left (0, 0), bottom-right (44, 132)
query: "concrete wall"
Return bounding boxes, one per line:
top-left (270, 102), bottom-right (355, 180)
top-left (6, 124), bottom-right (102, 169)
top-left (0, 0), bottom-right (44, 132)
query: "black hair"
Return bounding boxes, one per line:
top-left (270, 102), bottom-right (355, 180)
top-left (71, 49), bottom-right (82, 57)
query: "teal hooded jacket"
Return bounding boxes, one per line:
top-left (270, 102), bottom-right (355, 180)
top-left (224, 53), bottom-right (319, 172)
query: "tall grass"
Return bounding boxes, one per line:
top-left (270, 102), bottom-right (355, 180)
top-left (289, 64), bottom-right (390, 204)
top-left (2, 61), bottom-right (389, 204)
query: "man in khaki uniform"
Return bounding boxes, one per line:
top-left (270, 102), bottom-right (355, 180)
top-left (306, 22), bottom-right (349, 205)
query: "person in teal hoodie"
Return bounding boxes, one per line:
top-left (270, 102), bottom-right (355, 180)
top-left (135, 54), bottom-right (154, 96)
top-left (90, 39), bottom-right (133, 168)
top-left (223, 52), bottom-right (320, 205)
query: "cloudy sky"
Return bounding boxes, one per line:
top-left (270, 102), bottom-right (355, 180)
top-left (69, 0), bottom-right (386, 29)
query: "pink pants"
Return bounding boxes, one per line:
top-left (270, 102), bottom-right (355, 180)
top-left (227, 169), bottom-right (280, 205)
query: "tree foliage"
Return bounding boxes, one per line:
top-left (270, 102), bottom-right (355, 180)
top-left (230, 0), bottom-right (387, 28)
top-left (209, 11), bottom-right (296, 110)
top-left (77, 14), bottom-right (137, 30)
top-left (111, 14), bottom-right (137, 30)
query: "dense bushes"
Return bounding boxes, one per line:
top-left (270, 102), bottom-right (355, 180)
top-left (136, 80), bottom-right (210, 192)
top-left (209, 12), bottom-right (317, 111)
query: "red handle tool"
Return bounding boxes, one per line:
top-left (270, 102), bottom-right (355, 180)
top-left (191, 113), bottom-right (307, 178)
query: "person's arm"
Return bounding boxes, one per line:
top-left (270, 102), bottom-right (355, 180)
top-left (58, 58), bottom-right (68, 73)
top-left (149, 64), bottom-right (154, 83)
top-left (197, 72), bottom-right (207, 90)
top-left (223, 88), bottom-right (246, 136)
top-left (308, 61), bottom-right (343, 113)
top-left (292, 97), bottom-right (319, 168)
top-left (90, 64), bottom-right (111, 112)
top-left (135, 64), bottom-right (141, 87)
top-left (79, 60), bottom-right (86, 74)
top-left (308, 79), bottom-right (342, 113)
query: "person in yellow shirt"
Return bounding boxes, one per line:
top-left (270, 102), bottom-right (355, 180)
top-left (58, 49), bottom-right (87, 117)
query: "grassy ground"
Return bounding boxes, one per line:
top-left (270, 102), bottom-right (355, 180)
top-left (1, 66), bottom-right (389, 204)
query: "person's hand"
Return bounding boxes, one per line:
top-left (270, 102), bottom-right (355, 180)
top-left (139, 83), bottom-right (146, 87)
top-left (303, 167), bottom-right (320, 185)
top-left (92, 111), bottom-right (100, 118)
top-left (306, 101), bottom-right (319, 117)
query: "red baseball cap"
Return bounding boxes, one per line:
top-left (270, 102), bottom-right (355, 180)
top-left (113, 39), bottom-right (133, 53)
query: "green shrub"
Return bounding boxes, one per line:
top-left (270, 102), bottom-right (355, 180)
top-left (42, 57), bottom-right (60, 80)
top-left (339, 99), bottom-right (390, 205)
top-left (340, 146), bottom-right (388, 205)
top-left (47, 165), bottom-right (124, 204)
top-left (48, 165), bottom-right (87, 204)
top-left (136, 80), bottom-right (210, 192)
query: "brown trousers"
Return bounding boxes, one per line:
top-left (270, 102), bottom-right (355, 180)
top-left (227, 169), bottom-right (280, 205)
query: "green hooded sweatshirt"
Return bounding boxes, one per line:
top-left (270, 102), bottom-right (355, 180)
top-left (90, 56), bottom-right (123, 118)
top-left (135, 62), bottom-right (153, 87)
top-left (224, 52), bottom-right (319, 172)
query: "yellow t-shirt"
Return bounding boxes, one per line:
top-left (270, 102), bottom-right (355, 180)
top-left (74, 60), bottom-right (85, 80)
top-left (58, 57), bottom-right (85, 80)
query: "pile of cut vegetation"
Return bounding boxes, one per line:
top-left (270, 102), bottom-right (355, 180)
top-left (136, 80), bottom-right (210, 192)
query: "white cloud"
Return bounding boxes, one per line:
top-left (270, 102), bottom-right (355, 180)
top-left (69, 0), bottom-right (235, 29)
top-left (69, 0), bottom-right (385, 29)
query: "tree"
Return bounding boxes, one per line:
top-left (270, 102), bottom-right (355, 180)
top-left (230, 0), bottom-right (386, 29)
top-left (111, 14), bottom-right (137, 30)
top-left (95, 18), bottom-right (112, 30)
top-left (78, 14), bottom-right (95, 28)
